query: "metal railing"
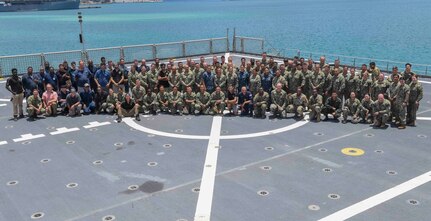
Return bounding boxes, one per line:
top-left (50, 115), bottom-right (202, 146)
top-left (1, 33), bottom-right (430, 77)
top-left (275, 48), bottom-right (431, 76)
top-left (231, 35), bottom-right (430, 76)
top-left (233, 36), bottom-right (265, 55)
top-left (0, 37), bottom-right (229, 77)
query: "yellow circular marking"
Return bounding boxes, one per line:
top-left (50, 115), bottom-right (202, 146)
top-left (341, 147), bottom-right (365, 156)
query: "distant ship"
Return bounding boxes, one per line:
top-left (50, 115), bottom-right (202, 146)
top-left (0, 0), bottom-right (80, 12)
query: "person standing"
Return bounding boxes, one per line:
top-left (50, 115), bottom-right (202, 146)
top-left (110, 63), bottom-right (125, 93)
top-left (74, 61), bottom-right (91, 93)
top-left (394, 77), bottom-right (410, 129)
top-left (407, 75), bottom-right (423, 126)
top-left (94, 63), bottom-right (111, 92)
top-left (22, 66), bottom-right (42, 98)
top-left (5, 68), bottom-right (24, 121)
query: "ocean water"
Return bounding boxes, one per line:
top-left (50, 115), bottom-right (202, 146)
top-left (0, 0), bottom-right (430, 65)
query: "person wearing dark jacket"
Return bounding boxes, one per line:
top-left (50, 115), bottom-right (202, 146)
top-left (322, 92), bottom-right (342, 121)
top-left (94, 86), bottom-right (107, 114)
top-left (116, 93), bottom-right (140, 123)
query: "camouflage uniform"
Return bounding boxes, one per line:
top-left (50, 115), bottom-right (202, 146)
top-left (270, 89), bottom-right (288, 118)
top-left (322, 72), bottom-right (333, 99)
top-left (182, 92), bottom-right (196, 115)
top-left (373, 99), bottom-right (391, 127)
top-left (195, 91), bottom-right (211, 115)
top-left (387, 81), bottom-right (399, 116)
top-left (226, 72), bottom-right (238, 93)
top-left (157, 91), bottom-right (169, 112)
top-left (358, 77), bottom-right (373, 100)
top-left (287, 93), bottom-right (308, 118)
top-left (194, 68), bottom-right (204, 91)
top-left (249, 74), bottom-right (262, 95)
top-left (215, 74), bottom-right (227, 92)
top-left (168, 91), bottom-right (183, 114)
top-left (360, 98), bottom-right (374, 123)
top-left (407, 82), bottom-right (423, 124)
top-left (369, 67), bottom-right (381, 82)
top-left (102, 93), bottom-right (117, 114)
top-left (272, 75), bottom-right (286, 91)
top-left (342, 98), bottom-right (361, 124)
top-left (27, 95), bottom-right (45, 117)
top-left (308, 94), bottom-right (323, 122)
top-left (146, 70), bottom-right (158, 91)
top-left (372, 80), bottom-right (389, 100)
top-left (180, 71), bottom-right (195, 92)
top-left (345, 75), bottom-right (360, 99)
top-left (131, 85), bottom-right (146, 112)
top-left (210, 91), bottom-right (226, 115)
top-left (310, 71), bottom-right (325, 95)
top-left (168, 73), bottom-right (181, 90)
top-left (394, 83), bottom-right (410, 126)
top-left (302, 70), bottom-right (313, 98)
top-left (253, 91), bottom-right (269, 118)
top-left (287, 70), bottom-right (305, 94)
top-left (143, 92), bottom-right (158, 113)
top-left (129, 71), bottom-right (147, 90)
top-left (330, 74), bottom-right (345, 95)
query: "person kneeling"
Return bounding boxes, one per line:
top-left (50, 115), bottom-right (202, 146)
top-left (27, 89), bottom-right (45, 121)
top-left (342, 92), bottom-right (361, 124)
top-left (322, 92), bottom-right (342, 121)
top-left (66, 88), bottom-right (82, 117)
top-left (116, 93), bottom-right (140, 123)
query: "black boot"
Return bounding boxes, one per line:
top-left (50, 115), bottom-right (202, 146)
top-left (116, 116), bottom-right (122, 123)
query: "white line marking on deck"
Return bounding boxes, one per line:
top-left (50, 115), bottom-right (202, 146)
top-left (306, 156), bottom-right (343, 168)
top-left (64, 125), bottom-right (370, 221)
top-left (0, 141), bottom-right (8, 146)
top-left (318, 171), bottom-right (431, 221)
top-left (0, 104), bottom-right (6, 107)
top-left (194, 116), bottom-right (222, 221)
top-left (13, 133), bottom-right (45, 142)
top-left (417, 117), bottom-right (431, 121)
top-left (124, 118), bottom-right (210, 139)
top-left (216, 127), bottom-right (372, 177)
top-left (419, 80), bottom-right (431, 84)
top-left (50, 127), bottom-right (80, 135)
top-left (123, 116), bottom-right (308, 140)
top-left (83, 121), bottom-right (111, 129)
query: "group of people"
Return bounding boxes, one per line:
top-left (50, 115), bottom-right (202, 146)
top-left (5, 53), bottom-right (424, 129)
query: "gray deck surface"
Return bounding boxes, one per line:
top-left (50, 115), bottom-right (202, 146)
top-left (0, 54), bottom-right (430, 221)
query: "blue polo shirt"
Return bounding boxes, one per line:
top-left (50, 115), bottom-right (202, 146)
top-left (95, 69), bottom-right (110, 88)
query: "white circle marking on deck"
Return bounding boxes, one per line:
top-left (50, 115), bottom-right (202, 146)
top-left (123, 116), bottom-right (309, 140)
